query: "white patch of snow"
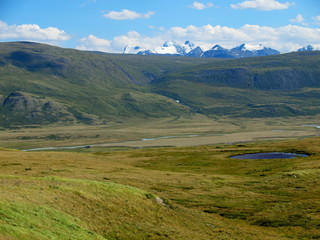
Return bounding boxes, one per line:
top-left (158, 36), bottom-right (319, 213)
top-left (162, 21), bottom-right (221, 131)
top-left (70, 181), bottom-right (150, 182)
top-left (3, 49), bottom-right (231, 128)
top-left (152, 45), bottom-right (178, 54)
top-left (163, 41), bottom-right (175, 47)
top-left (243, 43), bottom-right (264, 51)
top-left (123, 45), bottom-right (145, 54)
top-left (183, 41), bottom-right (196, 53)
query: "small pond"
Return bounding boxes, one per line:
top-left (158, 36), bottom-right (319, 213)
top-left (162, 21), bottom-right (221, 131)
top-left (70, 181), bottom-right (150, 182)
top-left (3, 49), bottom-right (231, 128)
top-left (231, 152), bottom-right (308, 160)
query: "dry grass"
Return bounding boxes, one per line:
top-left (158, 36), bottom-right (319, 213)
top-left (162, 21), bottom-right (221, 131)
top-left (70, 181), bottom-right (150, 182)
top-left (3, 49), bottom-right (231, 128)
top-left (0, 115), bottom-right (319, 150)
top-left (0, 135), bottom-right (320, 239)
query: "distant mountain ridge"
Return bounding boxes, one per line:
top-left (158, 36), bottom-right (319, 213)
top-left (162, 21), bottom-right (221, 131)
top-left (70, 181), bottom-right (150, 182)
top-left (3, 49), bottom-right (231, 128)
top-left (123, 41), bottom-right (319, 58)
top-left (298, 45), bottom-right (320, 52)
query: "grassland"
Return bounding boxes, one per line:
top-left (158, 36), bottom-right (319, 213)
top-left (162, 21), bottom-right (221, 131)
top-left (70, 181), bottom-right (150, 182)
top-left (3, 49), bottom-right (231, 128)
top-left (0, 127), bottom-right (320, 239)
top-left (1, 41), bottom-right (320, 239)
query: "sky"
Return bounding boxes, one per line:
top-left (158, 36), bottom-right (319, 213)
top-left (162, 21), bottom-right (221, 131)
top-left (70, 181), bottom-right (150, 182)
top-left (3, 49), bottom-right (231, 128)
top-left (0, 0), bottom-right (319, 53)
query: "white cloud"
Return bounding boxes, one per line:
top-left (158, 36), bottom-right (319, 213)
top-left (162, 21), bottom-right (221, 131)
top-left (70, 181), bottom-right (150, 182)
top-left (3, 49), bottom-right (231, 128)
top-left (77, 24), bottom-right (320, 53)
top-left (77, 34), bottom-right (112, 52)
top-left (189, 1), bottom-right (214, 10)
top-left (0, 21), bottom-right (70, 42)
top-left (103, 9), bottom-right (155, 20)
top-left (290, 14), bottom-right (305, 24)
top-left (231, 0), bottom-right (294, 11)
top-left (314, 16), bottom-right (320, 25)
top-left (76, 32), bottom-right (164, 53)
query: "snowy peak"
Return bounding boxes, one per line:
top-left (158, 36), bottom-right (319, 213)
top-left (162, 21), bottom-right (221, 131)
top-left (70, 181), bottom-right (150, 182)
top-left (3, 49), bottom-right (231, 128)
top-left (202, 43), bottom-right (280, 58)
top-left (246, 44), bottom-right (264, 51)
top-left (123, 41), bottom-right (320, 58)
top-left (183, 41), bottom-right (196, 54)
top-left (187, 46), bottom-right (204, 57)
top-left (230, 44), bottom-right (279, 57)
top-left (123, 41), bottom-right (280, 58)
top-left (160, 40), bottom-right (197, 55)
top-left (203, 44), bottom-right (233, 58)
top-left (211, 44), bottom-right (226, 51)
top-left (154, 41), bottom-right (181, 55)
top-left (124, 41), bottom-right (198, 56)
top-left (232, 43), bottom-right (264, 51)
top-left (232, 43), bottom-right (247, 51)
top-left (123, 45), bottom-right (145, 54)
top-left (185, 41), bottom-right (195, 48)
top-left (162, 41), bottom-right (176, 47)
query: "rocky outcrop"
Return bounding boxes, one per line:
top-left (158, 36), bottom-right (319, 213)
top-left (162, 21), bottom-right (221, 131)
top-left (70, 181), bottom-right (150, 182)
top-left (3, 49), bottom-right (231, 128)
top-left (0, 92), bottom-right (72, 126)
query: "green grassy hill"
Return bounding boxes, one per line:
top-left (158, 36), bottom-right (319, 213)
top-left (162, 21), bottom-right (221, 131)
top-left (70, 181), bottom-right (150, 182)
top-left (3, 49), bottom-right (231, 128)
top-left (0, 41), bottom-right (320, 127)
top-left (0, 175), bottom-right (218, 240)
top-left (151, 51), bottom-right (320, 117)
top-left (0, 41), bottom-right (217, 127)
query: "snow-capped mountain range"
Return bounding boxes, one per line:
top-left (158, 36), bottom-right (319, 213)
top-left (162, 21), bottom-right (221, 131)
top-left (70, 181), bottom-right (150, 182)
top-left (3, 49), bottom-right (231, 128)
top-left (123, 41), bottom-right (320, 58)
top-left (123, 41), bottom-right (196, 56)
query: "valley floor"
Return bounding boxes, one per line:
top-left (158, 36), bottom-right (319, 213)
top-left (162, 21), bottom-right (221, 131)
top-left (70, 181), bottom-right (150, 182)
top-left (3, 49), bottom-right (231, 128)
top-left (0, 115), bottom-right (320, 150)
top-left (0, 115), bottom-right (320, 239)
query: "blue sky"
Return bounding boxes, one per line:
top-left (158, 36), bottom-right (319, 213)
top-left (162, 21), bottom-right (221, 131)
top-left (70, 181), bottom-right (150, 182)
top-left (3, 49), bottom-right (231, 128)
top-left (1, 0), bottom-right (319, 52)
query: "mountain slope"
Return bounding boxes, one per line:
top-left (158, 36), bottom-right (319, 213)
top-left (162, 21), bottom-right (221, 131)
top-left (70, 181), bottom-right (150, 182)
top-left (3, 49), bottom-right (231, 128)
top-left (0, 42), bottom-right (222, 127)
top-left (0, 41), bottom-right (320, 127)
top-left (151, 51), bottom-right (320, 117)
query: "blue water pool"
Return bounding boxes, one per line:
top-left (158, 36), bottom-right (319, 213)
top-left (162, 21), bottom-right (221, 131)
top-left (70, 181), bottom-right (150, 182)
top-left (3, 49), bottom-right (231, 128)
top-left (231, 152), bottom-right (308, 159)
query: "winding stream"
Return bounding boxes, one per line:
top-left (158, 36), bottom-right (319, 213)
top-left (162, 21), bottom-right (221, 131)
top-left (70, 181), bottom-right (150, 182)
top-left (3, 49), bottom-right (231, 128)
top-left (22, 134), bottom-right (216, 151)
